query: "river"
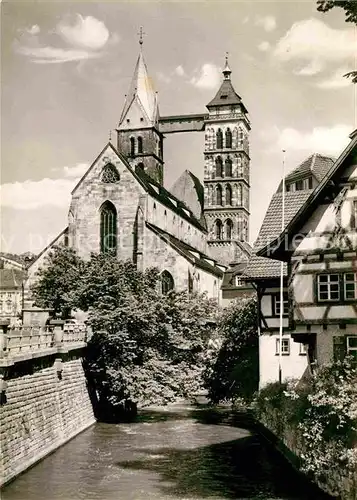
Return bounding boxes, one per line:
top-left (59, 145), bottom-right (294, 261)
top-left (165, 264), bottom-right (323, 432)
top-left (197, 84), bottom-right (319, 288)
top-left (3, 401), bottom-right (332, 500)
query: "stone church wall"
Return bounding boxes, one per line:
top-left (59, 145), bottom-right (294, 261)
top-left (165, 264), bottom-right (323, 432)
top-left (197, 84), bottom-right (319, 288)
top-left (69, 145), bottom-right (145, 261)
top-left (0, 354), bottom-right (95, 486)
top-left (144, 226), bottom-right (221, 301)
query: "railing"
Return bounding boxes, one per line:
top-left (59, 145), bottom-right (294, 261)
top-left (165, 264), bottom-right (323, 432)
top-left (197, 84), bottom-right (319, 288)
top-left (0, 322), bottom-right (88, 364)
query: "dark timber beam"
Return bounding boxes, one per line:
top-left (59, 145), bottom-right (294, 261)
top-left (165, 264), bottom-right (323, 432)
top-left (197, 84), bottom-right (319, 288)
top-left (158, 114), bottom-right (207, 134)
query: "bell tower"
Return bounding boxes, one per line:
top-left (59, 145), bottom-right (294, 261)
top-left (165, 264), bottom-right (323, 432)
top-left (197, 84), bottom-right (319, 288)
top-left (117, 35), bottom-right (164, 185)
top-left (203, 55), bottom-right (251, 266)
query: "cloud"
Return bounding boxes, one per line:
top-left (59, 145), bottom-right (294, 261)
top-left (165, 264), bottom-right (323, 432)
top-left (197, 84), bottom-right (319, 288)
top-left (294, 60), bottom-right (323, 76)
top-left (57, 14), bottom-right (109, 50)
top-left (157, 72), bottom-right (171, 84)
top-left (264, 124), bottom-right (352, 156)
top-left (15, 15), bottom-right (112, 64)
top-left (175, 65), bottom-right (185, 77)
top-left (1, 163), bottom-right (89, 210)
top-left (256, 16), bottom-right (276, 32)
top-left (258, 41), bottom-right (270, 52)
top-left (190, 63), bottom-right (221, 89)
top-left (16, 45), bottom-right (101, 64)
top-left (273, 19), bottom-right (357, 74)
top-left (315, 68), bottom-right (353, 89)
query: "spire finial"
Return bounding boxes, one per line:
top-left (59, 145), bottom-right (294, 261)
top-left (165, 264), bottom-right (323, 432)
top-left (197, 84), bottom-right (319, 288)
top-left (138, 26), bottom-right (146, 48)
top-left (109, 129), bottom-right (112, 142)
top-left (223, 51), bottom-right (231, 80)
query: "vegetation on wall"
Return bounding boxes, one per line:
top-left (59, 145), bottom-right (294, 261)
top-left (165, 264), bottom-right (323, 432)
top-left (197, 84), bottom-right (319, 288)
top-left (255, 359), bottom-right (357, 497)
top-left (203, 297), bottom-right (259, 404)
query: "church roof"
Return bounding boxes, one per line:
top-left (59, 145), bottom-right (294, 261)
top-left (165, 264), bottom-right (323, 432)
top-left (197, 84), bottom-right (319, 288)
top-left (170, 170), bottom-right (204, 223)
top-left (146, 222), bottom-right (225, 277)
top-left (119, 51), bottom-right (159, 126)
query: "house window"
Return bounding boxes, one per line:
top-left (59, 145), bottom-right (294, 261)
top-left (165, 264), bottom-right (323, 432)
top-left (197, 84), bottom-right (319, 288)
top-left (295, 179), bottom-right (303, 191)
top-left (317, 274), bottom-right (340, 301)
top-left (276, 338), bottom-right (290, 355)
top-left (216, 129), bottom-right (223, 149)
top-left (235, 276), bottom-right (244, 287)
top-left (308, 177), bottom-right (313, 189)
top-left (161, 270), bottom-right (174, 294)
top-left (100, 201), bottom-right (117, 254)
top-left (347, 336), bottom-right (357, 365)
top-left (137, 136), bottom-right (143, 154)
top-left (274, 293), bottom-right (289, 316)
top-left (344, 273), bottom-right (357, 300)
top-left (299, 343), bottom-right (308, 355)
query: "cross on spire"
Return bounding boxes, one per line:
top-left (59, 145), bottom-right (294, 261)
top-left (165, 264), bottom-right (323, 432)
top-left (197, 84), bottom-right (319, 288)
top-left (138, 26), bottom-right (146, 47)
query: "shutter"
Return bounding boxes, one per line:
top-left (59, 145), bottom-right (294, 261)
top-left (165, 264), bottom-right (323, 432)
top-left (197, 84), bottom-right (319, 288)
top-left (333, 336), bottom-right (346, 362)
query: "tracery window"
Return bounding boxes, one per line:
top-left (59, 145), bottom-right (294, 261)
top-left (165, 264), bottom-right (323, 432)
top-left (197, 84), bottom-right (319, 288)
top-left (216, 185), bottom-right (223, 205)
top-left (215, 157), bottom-right (223, 177)
top-left (225, 128), bottom-right (232, 148)
top-left (161, 270), bottom-right (175, 294)
top-left (101, 163), bottom-right (120, 183)
top-left (100, 201), bottom-right (117, 254)
top-left (216, 129), bottom-right (223, 149)
top-left (137, 136), bottom-right (143, 154)
top-left (225, 158), bottom-right (232, 177)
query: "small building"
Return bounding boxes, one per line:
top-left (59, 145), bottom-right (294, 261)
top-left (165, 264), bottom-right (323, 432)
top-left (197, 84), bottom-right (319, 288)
top-left (0, 268), bottom-right (26, 325)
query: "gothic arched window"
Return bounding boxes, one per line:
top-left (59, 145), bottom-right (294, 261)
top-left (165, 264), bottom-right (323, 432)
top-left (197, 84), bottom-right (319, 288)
top-left (130, 137), bottom-right (135, 156)
top-left (214, 219), bottom-right (223, 240)
top-left (161, 270), bottom-right (175, 294)
top-left (225, 128), bottom-right (232, 148)
top-left (225, 219), bottom-right (233, 240)
top-left (215, 157), bottom-right (223, 177)
top-left (225, 185), bottom-right (232, 205)
top-left (137, 136), bottom-right (143, 154)
top-left (100, 201), bottom-right (117, 254)
top-left (216, 129), bottom-right (223, 149)
top-left (225, 158), bottom-right (232, 177)
top-left (101, 163), bottom-right (120, 183)
top-left (216, 185), bottom-right (223, 205)
top-left (237, 184), bottom-right (243, 206)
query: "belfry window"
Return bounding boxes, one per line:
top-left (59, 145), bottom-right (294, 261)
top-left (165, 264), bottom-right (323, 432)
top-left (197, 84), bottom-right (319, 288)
top-left (225, 128), bottom-right (232, 148)
top-left (215, 157), bottom-right (223, 177)
top-left (225, 185), bottom-right (232, 205)
top-left (137, 137), bottom-right (143, 154)
top-left (101, 163), bottom-right (120, 183)
top-left (216, 185), bottom-right (223, 205)
top-left (161, 270), bottom-right (175, 294)
top-left (225, 219), bottom-right (233, 240)
top-left (216, 129), bottom-right (223, 149)
top-left (100, 201), bottom-right (117, 254)
top-left (225, 158), bottom-right (232, 177)
top-left (130, 137), bottom-right (135, 156)
top-left (215, 219), bottom-right (223, 239)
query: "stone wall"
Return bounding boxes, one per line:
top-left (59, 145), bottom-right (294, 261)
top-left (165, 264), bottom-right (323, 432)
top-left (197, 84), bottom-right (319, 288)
top-left (0, 352), bottom-right (95, 486)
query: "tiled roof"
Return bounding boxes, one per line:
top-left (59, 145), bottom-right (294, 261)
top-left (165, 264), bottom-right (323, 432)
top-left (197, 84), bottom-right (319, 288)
top-left (0, 253), bottom-right (26, 266)
top-left (0, 269), bottom-right (26, 289)
top-left (243, 254), bottom-right (287, 280)
top-left (170, 170), bottom-right (205, 223)
top-left (207, 79), bottom-right (248, 113)
top-left (146, 222), bottom-right (225, 277)
top-left (281, 154), bottom-right (334, 186)
top-left (254, 191), bottom-right (311, 252)
top-left (135, 167), bottom-right (207, 232)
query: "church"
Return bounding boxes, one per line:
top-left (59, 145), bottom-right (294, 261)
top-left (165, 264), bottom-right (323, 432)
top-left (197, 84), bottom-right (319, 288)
top-left (27, 41), bottom-right (252, 303)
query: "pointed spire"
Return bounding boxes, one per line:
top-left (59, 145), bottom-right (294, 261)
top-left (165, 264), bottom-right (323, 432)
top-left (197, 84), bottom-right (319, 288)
top-left (223, 52), bottom-right (231, 80)
top-left (119, 47), bottom-right (159, 127)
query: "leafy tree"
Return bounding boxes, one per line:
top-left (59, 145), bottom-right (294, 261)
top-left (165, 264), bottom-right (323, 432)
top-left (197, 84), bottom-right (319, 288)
top-left (31, 245), bottom-right (84, 316)
top-left (317, 0), bottom-right (357, 83)
top-left (203, 297), bottom-right (259, 404)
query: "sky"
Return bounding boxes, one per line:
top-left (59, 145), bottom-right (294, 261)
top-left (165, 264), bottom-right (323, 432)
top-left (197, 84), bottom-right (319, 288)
top-left (1, 0), bottom-right (356, 254)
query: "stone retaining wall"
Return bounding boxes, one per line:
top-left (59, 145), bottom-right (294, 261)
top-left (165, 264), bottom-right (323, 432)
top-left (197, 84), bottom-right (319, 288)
top-left (0, 352), bottom-right (95, 486)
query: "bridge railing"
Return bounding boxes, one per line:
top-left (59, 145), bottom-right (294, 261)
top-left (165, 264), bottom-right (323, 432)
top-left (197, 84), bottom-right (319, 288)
top-left (0, 321), bottom-right (88, 364)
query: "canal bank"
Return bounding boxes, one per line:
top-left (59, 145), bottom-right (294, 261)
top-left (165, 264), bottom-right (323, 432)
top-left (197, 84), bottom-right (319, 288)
top-left (2, 401), bottom-right (333, 500)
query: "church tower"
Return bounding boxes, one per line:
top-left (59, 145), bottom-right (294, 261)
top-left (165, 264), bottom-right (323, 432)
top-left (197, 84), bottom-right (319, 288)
top-left (203, 56), bottom-right (251, 266)
top-left (117, 38), bottom-right (164, 185)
